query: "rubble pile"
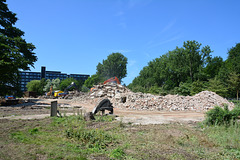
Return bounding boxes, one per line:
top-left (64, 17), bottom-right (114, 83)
top-left (71, 83), bottom-right (130, 105)
top-left (72, 83), bottom-right (235, 112)
top-left (113, 91), bottom-right (234, 111)
top-left (64, 91), bottom-right (87, 99)
top-left (89, 83), bottom-right (131, 98)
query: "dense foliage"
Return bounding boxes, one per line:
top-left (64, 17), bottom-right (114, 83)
top-left (83, 74), bottom-right (102, 89)
top-left (84, 52), bottom-right (128, 88)
top-left (97, 53), bottom-right (128, 82)
top-left (26, 78), bottom-right (85, 95)
top-left (204, 105), bottom-right (240, 125)
top-left (128, 41), bottom-right (240, 98)
top-left (59, 78), bottom-right (83, 91)
top-left (0, 0), bottom-right (37, 96)
top-left (26, 79), bottom-right (46, 95)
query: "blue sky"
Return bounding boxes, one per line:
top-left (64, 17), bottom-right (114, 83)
top-left (7, 0), bottom-right (240, 85)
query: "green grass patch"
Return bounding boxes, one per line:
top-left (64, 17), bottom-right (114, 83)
top-left (1, 113), bottom-right (240, 159)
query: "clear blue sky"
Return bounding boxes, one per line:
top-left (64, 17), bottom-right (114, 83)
top-left (7, 0), bottom-right (240, 85)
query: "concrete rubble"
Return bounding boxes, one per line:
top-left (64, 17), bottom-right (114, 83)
top-left (71, 83), bottom-right (235, 112)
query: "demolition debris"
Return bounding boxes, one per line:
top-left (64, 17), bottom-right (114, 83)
top-left (71, 83), bottom-right (234, 112)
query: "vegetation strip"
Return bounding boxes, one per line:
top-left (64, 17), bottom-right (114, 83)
top-left (0, 107), bottom-right (240, 160)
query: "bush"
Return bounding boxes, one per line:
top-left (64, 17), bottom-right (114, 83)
top-left (231, 105), bottom-right (240, 120)
top-left (205, 105), bottom-right (240, 125)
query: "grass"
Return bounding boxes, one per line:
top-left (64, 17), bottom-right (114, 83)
top-left (201, 121), bottom-right (240, 159)
top-left (1, 114), bottom-right (240, 159)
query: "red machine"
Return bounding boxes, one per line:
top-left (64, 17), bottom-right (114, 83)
top-left (90, 77), bottom-right (120, 92)
top-left (103, 77), bottom-right (120, 84)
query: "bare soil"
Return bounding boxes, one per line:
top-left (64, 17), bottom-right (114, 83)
top-left (0, 98), bottom-right (205, 124)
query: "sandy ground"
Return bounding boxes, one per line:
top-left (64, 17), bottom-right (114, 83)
top-left (0, 98), bottom-right (205, 124)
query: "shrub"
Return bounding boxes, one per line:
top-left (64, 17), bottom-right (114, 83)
top-left (231, 105), bottom-right (240, 120)
top-left (205, 105), bottom-right (240, 125)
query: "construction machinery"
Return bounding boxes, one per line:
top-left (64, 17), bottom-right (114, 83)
top-left (103, 76), bottom-right (120, 84)
top-left (64, 82), bottom-right (79, 93)
top-left (90, 77), bottom-right (120, 92)
top-left (84, 99), bottom-right (114, 121)
top-left (47, 85), bottom-right (54, 96)
top-left (1, 95), bottom-right (19, 106)
top-left (45, 82), bottom-right (79, 98)
top-left (92, 99), bottom-right (114, 115)
top-left (5, 95), bottom-right (15, 99)
top-left (57, 82), bottom-right (79, 98)
top-left (54, 90), bottom-right (64, 97)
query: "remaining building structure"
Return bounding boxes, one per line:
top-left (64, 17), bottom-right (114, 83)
top-left (19, 66), bottom-right (89, 92)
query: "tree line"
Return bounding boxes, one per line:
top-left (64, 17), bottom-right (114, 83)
top-left (128, 41), bottom-right (240, 99)
top-left (1, 0), bottom-right (239, 99)
top-left (26, 78), bottom-right (85, 96)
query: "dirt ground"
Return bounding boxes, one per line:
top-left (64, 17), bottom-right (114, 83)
top-left (0, 98), bottom-right (205, 124)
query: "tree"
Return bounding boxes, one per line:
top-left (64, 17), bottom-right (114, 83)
top-left (228, 72), bottom-right (240, 100)
top-left (175, 81), bottom-right (192, 96)
top-left (190, 80), bottom-right (207, 95)
top-left (183, 40), bottom-right (212, 82)
top-left (96, 53), bottom-right (128, 82)
top-left (43, 78), bottom-right (60, 92)
top-left (84, 74), bottom-right (102, 88)
top-left (59, 78), bottom-right (79, 91)
top-left (225, 43), bottom-right (240, 74)
top-left (43, 79), bottom-right (52, 92)
top-left (204, 56), bottom-right (223, 79)
top-left (216, 43), bottom-right (240, 98)
top-left (129, 40), bottom-right (213, 94)
top-left (26, 79), bottom-right (45, 95)
top-left (52, 78), bottom-right (60, 90)
top-left (0, 0), bottom-right (37, 96)
top-left (207, 77), bottom-right (228, 97)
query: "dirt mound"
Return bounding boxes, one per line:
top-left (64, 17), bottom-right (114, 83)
top-left (71, 83), bottom-right (234, 112)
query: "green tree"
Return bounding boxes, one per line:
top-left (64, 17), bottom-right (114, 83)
top-left (96, 53), bottom-right (128, 82)
top-left (204, 56), bottom-right (223, 79)
top-left (0, 0), bottom-right (37, 96)
top-left (84, 74), bottom-right (103, 88)
top-left (26, 79), bottom-right (45, 95)
top-left (190, 80), bottom-right (207, 95)
top-left (59, 78), bottom-right (79, 91)
top-left (207, 77), bottom-right (228, 97)
top-left (225, 43), bottom-right (240, 74)
top-left (228, 72), bottom-right (240, 100)
top-left (129, 40), bottom-right (213, 94)
top-left (216, 43), bottom-right (240, 98)
top-left (175, 81), bottom-right (192, 96)
top-left (183, 41), bottom-right (212, 82)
